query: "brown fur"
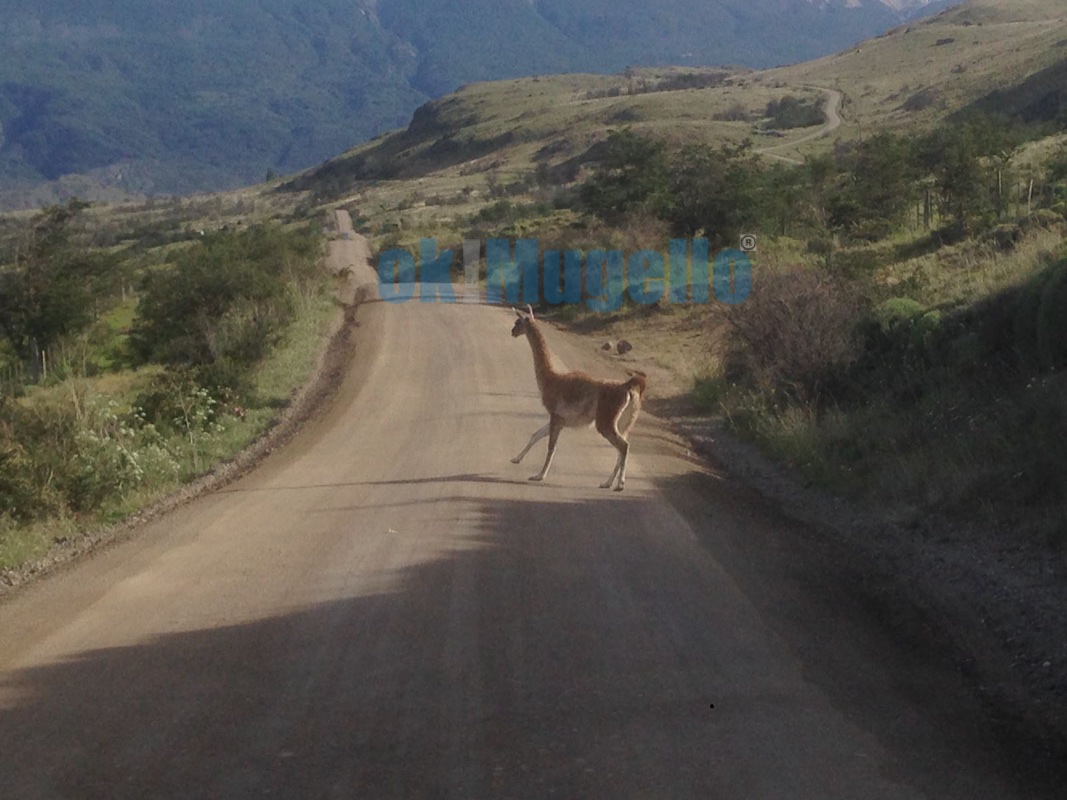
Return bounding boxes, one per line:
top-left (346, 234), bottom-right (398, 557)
top-left (510, 306), bottom-right (645, 490)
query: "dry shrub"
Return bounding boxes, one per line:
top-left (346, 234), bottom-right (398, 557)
top-left (724, 266), bottom-right (862, 405)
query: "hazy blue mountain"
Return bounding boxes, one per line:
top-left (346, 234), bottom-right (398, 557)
top-left (0, 0), bottom-right (951, 204)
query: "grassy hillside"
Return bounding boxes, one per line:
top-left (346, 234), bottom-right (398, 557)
top-left (765, 0), bottom-right (1067, 140)
top-left (282, 2), bottom-right (1065, 211)
top-left (0, 0), bottom-right (942, 209)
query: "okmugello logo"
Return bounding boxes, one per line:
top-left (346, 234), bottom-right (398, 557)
top-left (377, 238), bottom-right (752, 309)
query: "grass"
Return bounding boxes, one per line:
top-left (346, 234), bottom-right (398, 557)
top-left (0, 270), bottom-right (339, 573)
top-left (249, 287), bottom-right (337, 408)
top-left (0, 516), bottom-right (79, 573)
top-left (766, 0), bottom-right (1067, 142)
top-left (874, 223), bottom-right (1067, 309)
top-left (274, 1), bottom-right (1067, 557)
top-left (697, 216), bottom-right (1067, 546)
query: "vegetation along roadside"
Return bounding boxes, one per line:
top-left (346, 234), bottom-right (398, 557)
top-left (0, 199), bottom-right (344, 587)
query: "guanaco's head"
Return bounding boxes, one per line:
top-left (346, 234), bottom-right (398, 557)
top-left (511, 305), bottom-right (535, 337)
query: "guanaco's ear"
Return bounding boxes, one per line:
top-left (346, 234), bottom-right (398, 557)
top-left (525, 304), bottom-right (535, 319)
top-left (514, 307), bottom-right (525, 318)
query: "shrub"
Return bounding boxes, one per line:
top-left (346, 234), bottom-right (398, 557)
top-left (0, 388), bottom-right (180, 522)
top-left (724, 267), bottom-right (862, 405)
top-left (0, 407), bottom-right (63, 521)
top-left (578, 129), bottom-right (670, 221)
top-left (764, 96), bottom-right (823, 129)
top-left (902, 89), bottom-right (939, 113)
top-left (1035, 262), bottom-right (1067, 370)
top-left (713, 103), bottom-right (751, 122)
top-left (988, 223), bottom-right (1024, 252)
top-left (66, 401), bottom-right (144, 513)
top-left (859, 297), bottom-right (943, 372)
top-left (134, 370), bottom-right (225, 438)
top-left (130, 224), bottom-right (321, 387)
top-left (1020, 208), bottom-right (1064, 233)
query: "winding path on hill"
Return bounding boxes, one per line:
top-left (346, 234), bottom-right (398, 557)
top-left (0, 211), bottom-right (1059, 798)
top-left (756, 86), bottom-right (844, 165)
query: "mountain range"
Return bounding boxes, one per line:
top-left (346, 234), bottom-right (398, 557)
top-left (0, 0), bottom-right (954, 207)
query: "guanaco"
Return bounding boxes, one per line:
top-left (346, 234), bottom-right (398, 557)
top-left (510, 305), bottom-right (646, 490)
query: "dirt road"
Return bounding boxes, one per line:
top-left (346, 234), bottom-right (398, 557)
top-left (0, 213), bottom-right (1060, 798)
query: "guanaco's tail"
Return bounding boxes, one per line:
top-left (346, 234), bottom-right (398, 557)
top-left (624, 372), bottom-right (647, 397)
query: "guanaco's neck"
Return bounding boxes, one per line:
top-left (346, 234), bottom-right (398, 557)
top-left (524, 321), bottom-right (556, 393)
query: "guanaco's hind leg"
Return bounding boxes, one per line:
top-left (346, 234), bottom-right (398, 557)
top-left (512, 421), bottom-right (550, 464)
top-left (530, 415), bottom-right (564, 481)
top-left (599, 430), bottom-right (630, 491)
top-left (597, 394), bottom-right (637, 491)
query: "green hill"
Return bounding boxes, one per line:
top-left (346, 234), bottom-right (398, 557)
top-left (286, 1), bottom-right (1067, 208)
top-left (0, 0), bottom-right (940, 208)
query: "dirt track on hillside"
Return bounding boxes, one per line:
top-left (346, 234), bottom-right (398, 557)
top-left (0, 211), bottom-right (1063, 799)
top-left (757, 86), bottom-right (844, 165)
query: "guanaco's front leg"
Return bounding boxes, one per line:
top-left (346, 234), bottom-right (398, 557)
top-left (512, 421), bottom-right (550, 464)
top-left (530, 415), bottom-right (564, 481)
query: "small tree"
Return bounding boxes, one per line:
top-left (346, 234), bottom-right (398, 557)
top-left (664, 141), bottom-right (761, 249)
top-left (579, 129), bottom-right (670, 220)
top-left (130, 225), bottom-right (319, 377)
top-left (759, 162), bottom-right (810, 237)
top-left (917, 117), bottom-right (1015, 230)
top-left (0, 200), bottom-right (113, 380)
top-left (764, 95), bottom-right (824, 129)
top-left (822, 134), bottom-right (918, 240)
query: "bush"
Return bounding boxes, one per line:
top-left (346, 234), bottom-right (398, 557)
top-left (1020, 208), bottom-right (1064, 232)
top-left (860, 297), bottom-right (943, 369)
top-left (578, 129), bottom-right (670, 221)
top-left (849, 217), bottom-right (893, 243)
top-left (0, 408), bottom-right (63, 521)
top-left (902, 89), bottom-right (939, 113)
top-left (764, 96), bottom-right (823, 129)
top-left (988, 223), bottom-right (1024, 252)
top-left (67, 404), bottom-right (144, 513)
top-left (1035, 262), bottom-right (1067, 370)
top-left (724, 267), bottom-right (862, 405)
top-left (0, 388), bottom-right (180, 522)
top-left (134, 370), bottom-right (225, 438)
top-left (130, 224), bottom-right (320, 377)
top-left (713, 103), bottom-right (751, 122)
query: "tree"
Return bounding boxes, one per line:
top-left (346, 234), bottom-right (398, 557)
top-left (663, 141), bottom-right (761, 248)
top-left (850, 133), bottom-right (918, 225)
top-left (579, 129), bottom-right (670, 220)
top-left (917, 118), bottom-right (1015, 230)
top-left (130, 225), bottom-right (318, 373)
top-left (826, 133), bottom-right (917, 240)
top-left (0, 200), bottom-right (113, 380)
top-left (759, 162), bottom-right (810, 237)
top-left (764, 95), bottom-right (823, 130)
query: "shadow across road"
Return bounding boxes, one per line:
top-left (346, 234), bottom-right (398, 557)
top-left (1, 476), bottom-right (1064, 799)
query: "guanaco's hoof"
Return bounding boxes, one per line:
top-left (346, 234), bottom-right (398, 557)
top-left (511, 457), bottom-right (522, 464)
